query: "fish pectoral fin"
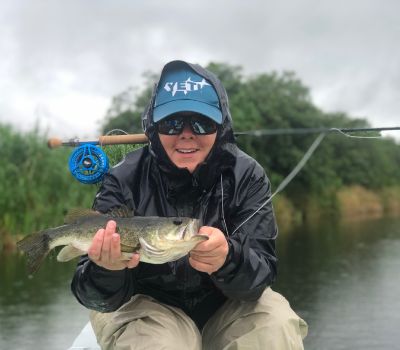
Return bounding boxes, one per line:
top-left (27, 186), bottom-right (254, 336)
top-left (57, 245), bottom-right (85, 262)
top-left (120, 252), bottom-right (134, 261)
top-left (120, 243), bottom-right (139, 253)
top-left (139, 237), bottom-right (169, 257)
top-left (119, 243), bottom-right (139, 261)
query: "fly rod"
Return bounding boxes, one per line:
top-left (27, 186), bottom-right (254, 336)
top-left (235, 126), bottom-right (400, 136)
top-left (47, 126), bottom-right (400, 148)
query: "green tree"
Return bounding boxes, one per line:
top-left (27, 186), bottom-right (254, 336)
top-left (99, 62), bottom-right (400, 197)
top-left (101, 71), bottom-right (157, 134)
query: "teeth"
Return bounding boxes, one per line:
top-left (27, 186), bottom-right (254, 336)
top-left (177, 149), bottom-right (196, 153)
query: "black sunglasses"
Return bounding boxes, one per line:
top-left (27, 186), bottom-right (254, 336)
top-left (157, 114), bottom-right (218, 135)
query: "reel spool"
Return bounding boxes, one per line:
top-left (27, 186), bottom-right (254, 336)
top-left (68, 143), bottom-right (109, 184)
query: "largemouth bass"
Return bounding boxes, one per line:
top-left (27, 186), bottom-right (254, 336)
top-left (17, 208), bottom-right (206, 274)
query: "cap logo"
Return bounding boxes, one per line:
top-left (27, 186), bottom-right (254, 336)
top-left (163, 77), bottom-right (211, 96)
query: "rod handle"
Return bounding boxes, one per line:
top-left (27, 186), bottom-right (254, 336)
top-left (98, 134), bottom-right (148, 145)
top-left (47, 138), bottom-right (63, 149)
top-left (47, 134), bottom-right (149, 148)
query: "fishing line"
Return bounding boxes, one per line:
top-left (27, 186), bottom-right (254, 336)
top-left (227, 127), bottom-right (394, 237)
top-left (234, 126), bottom-right (400, 137)
top-left (227, 132), bottom-right (326, 237)
top-left (329, 128), bottom-right (381, 139)
top-left (105, 128), bottom-right (130, 136)
top-left (101, 129), bottom-right (130, 147)
top-left (220, 174), bottom-right (229, 236)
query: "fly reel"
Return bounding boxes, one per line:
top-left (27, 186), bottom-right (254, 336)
top-left (48, 134), bottom-right (148, 184)
top-left (68, 143), bottom-right (109, 184)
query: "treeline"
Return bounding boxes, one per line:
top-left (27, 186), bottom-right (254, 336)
top-left (1, 63), bottom-right (399, 246)
top-left (101, 63), bottom-right (400, 220)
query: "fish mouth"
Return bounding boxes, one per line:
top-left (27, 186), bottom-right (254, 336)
top-left (180, 219), bottom-right (199, 240)
top-left (177, 226), bottom-right (187, 240)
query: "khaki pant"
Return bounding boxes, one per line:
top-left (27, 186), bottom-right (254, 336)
top-left (90, 288), bottom-right (308, 350)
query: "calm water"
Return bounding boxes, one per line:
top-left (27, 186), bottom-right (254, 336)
top-left (1, 217), bottom-right (399, 349)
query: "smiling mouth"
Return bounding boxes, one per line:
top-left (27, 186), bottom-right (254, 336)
top-left (176, 149), bottom-right (198, 154)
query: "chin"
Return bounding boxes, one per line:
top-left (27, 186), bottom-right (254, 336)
top-left (177, 163), bottom-right (197, 173)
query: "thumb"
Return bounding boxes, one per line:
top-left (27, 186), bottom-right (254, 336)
top-left (198, 226), bottom-right (215, 236)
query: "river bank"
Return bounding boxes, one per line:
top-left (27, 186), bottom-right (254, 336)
top-left (1, 185), bottom-right (400, 252)
top-left (274, 185), bottom-right (400, 231)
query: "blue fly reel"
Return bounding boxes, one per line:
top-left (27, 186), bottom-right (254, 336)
top-left (68, 143), bottom-right (109, 184)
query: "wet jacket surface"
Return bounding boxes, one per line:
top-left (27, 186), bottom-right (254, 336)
top-left (71, 61), bottom-right (278, 329)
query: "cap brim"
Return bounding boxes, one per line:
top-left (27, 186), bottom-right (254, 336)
top-left (153, 100), bottom-right (222, 124)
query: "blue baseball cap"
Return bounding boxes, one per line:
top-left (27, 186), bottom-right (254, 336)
top-left (153, 62), bottom-right (222, 124)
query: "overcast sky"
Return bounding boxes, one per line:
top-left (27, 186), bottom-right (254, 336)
top-left (1, 0), bottom-right (399, 140)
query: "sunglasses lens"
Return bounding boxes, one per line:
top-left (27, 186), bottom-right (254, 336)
top-left (190, 117), bottom-right (217, 135)
top-left (157, 114), bottom-right (217, 135)
top-left (157, 118), bottom-right (184, 135)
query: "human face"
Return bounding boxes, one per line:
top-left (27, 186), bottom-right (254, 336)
top-left (158, 115), bottom-right (217, 173)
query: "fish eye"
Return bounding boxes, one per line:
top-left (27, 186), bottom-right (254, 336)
top-left (173, 219), bottom-right (183, 225)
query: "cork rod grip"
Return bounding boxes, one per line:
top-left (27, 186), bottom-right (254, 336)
top-left (47, 138), bottom-right (64, 148)
top-left (98, 134), bottom-right (148, 145)
top-left (47, 134), bottom-right (149, 148)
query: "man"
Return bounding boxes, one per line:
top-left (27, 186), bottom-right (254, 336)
top-left (71, 60), bottom-right (307, 349)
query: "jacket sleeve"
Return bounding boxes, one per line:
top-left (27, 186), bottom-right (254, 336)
top-left (71, 256), bottom-right (135, 312)
top-left (70, 173), bottom-right (136, 312)
top-left (211, 167), bottom-right (278, 301)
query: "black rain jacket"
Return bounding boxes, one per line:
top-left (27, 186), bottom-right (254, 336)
top-left (71, 61), bottom-right (278, 329)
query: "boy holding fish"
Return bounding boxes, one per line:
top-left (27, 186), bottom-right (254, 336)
top-left (71, 60), bottom-right (308, 349)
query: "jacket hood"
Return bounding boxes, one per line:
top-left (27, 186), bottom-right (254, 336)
top-left (141, 60), bottom-right (237, 190)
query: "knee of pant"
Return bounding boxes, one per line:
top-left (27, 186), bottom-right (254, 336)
top-left (244, 310), bottom-right (297, 334)
top-left (258, 290), bottom-right (306, 336)
top-left (204, 313), bottom-right (304, 350)
top-left (116, 318), bottom-right (202, 350)
top-left (263, 311), bottom-right (301, 333)
top-left (258, 311), bottom-right (308, 348)
top-left (248, 312), bottom-right (305, 350)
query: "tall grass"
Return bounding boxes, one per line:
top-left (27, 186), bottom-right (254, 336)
top-left (102, 143), bottom-right (141, 166)
top-left (0, 124), bottom-right (144, 249)
top-left (0, 125), bottom-right (96, 246)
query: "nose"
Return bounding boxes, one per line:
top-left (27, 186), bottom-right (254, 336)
top-left (180, 123), bottom-right (194, 138)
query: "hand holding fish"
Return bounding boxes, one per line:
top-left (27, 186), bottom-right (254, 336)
top-left (88, 220), bottom-right (140, 270)
top-left (189, 226), bottom-right (229, 275)
top-left (17, 208), bottom-right (207, 274)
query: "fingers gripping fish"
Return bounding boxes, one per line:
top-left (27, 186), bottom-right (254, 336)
top-left (17, 208), bottom-right (207, 274)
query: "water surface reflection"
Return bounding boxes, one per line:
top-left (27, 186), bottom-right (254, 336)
top-left (275, 217), bottom-right (400, 350)
top-left (1, 217), bottom-right (399, 349)
top-left (0, 253), bottom-right (88, 349)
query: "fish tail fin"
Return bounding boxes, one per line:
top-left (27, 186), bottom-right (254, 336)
top-left (17, 232), bottom-right (50, 274)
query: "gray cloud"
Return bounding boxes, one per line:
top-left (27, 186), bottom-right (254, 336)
top-left (0, 0), bottom-right (399, 138)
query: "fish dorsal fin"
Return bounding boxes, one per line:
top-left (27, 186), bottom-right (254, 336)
top-left (106, 206), bottom-right (134, 218)
top-left (64, 208), bottom-right (101, 224)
